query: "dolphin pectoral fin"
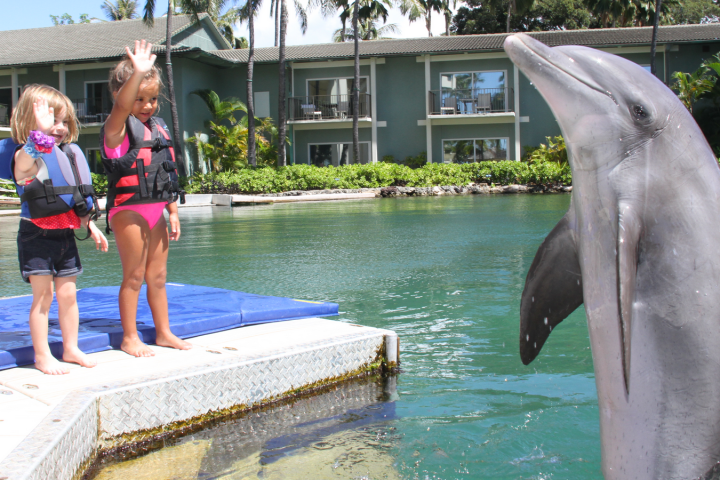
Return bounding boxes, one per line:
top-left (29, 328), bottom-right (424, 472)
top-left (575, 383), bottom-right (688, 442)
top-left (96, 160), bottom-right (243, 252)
top-left (520, 208), bottom-right (583, 365)
top-left (617, 202), bottom-right (642, 394)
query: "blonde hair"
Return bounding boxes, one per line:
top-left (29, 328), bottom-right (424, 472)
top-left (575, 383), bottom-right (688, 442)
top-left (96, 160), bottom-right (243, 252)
top-left (10, 84), bottom-right (79, 144)
top-left (108, 58), bottom-right (164, 96)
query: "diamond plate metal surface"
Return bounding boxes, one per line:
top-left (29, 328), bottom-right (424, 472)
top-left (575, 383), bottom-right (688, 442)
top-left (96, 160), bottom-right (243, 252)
top-left (98, 333), bottom-right (384, 444)
top-left (0, 327), bottom-right (394, 480)
top-left (0, 392), bottom-right (97, 480)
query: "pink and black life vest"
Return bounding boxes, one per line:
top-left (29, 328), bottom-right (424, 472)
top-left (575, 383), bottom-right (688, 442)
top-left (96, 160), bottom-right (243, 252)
top-left (100, 115), bottom-right (183, 219)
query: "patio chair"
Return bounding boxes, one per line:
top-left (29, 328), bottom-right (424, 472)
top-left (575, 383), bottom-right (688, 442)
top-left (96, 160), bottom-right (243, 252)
top-left (333, 101), bottom-right (348, 119)
top-left (475, 93), bottom-right (492, 114)
top-left (301, 104), bottom-right (322, 120)
top-left (440, 97), bottom-right (457, 115)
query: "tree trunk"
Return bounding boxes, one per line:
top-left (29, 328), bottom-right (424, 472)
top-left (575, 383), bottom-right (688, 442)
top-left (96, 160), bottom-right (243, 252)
top-left (426, 10), bottom-right (432, 36)
top-left (278, 0), bottom-right (288, 166)
top-left (274, 0), bottom-right (280, 47)
top-left (341, 17), bottom-right (347, 42)
top-left (352, 2), bottom-right (360, 163)
top-left (445, 12), bottom-right (450, 36)
top-left (247, 0), bottom-right (256, 166)
top-left (650, 0), bottom-right (662, 76)
top-left (506, 0), bottom-right (513, 33)
top-left (165, 1), bottom-right (186, 176)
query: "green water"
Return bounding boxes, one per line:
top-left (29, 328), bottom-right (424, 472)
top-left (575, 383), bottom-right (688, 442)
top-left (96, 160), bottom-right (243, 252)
top-left (0, 195), bottom-right (600, 479)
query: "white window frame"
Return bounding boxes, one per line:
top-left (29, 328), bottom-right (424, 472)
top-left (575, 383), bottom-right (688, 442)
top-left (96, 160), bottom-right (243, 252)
top-left (307, 141), bottom-right (371, 166)
top-left (305, 76), bottom-right (370, 97)
top-left (441, 136), bottom-right (509, 163)
top-left (439, 69), bottom-right (507, 90)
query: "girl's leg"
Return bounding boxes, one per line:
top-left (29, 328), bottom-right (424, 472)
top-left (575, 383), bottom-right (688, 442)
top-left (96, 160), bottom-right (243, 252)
top-left (28, 275), bottom-right (69, 375)
top-left (111, 210), bottom-right (155, 357)
top-left (54, 276), bottom-right (97, 368)
top-left (145, 215), bottom-right (192, 350)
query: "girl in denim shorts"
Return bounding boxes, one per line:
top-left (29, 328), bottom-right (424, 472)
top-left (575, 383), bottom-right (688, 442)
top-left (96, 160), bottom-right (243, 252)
top-left (12, 85), bottom-right (108, 375)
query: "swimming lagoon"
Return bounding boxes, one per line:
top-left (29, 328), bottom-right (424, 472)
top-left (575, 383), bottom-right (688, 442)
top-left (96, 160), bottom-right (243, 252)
top-left (0, 194), bottom-right (599, 479)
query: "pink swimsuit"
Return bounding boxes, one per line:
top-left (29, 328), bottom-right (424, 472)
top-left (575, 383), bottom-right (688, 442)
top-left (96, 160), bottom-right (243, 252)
top-left (104, 135), bottom-right (167, 230)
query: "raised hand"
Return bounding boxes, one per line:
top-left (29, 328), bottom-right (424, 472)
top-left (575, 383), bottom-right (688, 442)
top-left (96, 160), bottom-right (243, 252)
top-left (125, 39), bottom-right (156, 76)
top-left (33, 96), bottom-right (54, 134)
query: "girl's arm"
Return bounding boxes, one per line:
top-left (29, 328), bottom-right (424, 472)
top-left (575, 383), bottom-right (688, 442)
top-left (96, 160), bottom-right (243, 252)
top-left (13, 97), bottom-right (55, 183)
top-left (104, 40), bottom-right (157, 149)
top-left (167, 202), bottom-right (180, 241)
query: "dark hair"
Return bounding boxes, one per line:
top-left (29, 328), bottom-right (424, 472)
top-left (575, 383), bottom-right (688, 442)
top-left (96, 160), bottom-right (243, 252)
top-left (108, 57), bottom-right (164, 95)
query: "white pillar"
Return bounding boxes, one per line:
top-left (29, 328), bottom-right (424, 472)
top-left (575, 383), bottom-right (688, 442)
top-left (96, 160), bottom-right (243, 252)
top-left (11, 68), bottom-right (18, 111)
top-left (370, 57), bottom-right (378, 163)
top-left (514, 65), bottom-right (521, 161)
top-left (58, 64), bottom-right (66, 95)
top-left (425, 55), bottom-right (432, 164)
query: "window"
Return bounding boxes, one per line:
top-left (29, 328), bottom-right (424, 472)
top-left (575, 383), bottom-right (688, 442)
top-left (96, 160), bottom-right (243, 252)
top-left (309, 142), bottom-right (370, 166)
top-left (85, 148), bottom-right (105, 174)
top-left (443, 138), bottom-right (508, 163)
top-left (0, 88), bottom-right (11, 125)
top-left (83, 81), bottom-right (112, 123)
top-left (307, 77), bottom-right (368, 98)
top-left (440, 71), bottom-right (507, 113)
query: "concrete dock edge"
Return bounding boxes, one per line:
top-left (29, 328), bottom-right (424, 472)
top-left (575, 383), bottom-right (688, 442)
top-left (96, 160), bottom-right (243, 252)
top-left (0, 326), bottom-right (399, 480)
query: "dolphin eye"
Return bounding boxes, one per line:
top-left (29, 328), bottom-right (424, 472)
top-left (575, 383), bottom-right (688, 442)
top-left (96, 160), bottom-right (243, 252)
top-left (632, 104), bottom-right (648, 119)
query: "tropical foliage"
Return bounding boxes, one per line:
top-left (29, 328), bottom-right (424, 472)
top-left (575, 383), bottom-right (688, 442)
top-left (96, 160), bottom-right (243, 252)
top-left (186, 89), bottom-right (288, 170)
top-left (184, 160), bottom-right (572, 195)
top-left (524, 136), bottom-right (568, 165)
top-left (101, 0), bottom-right (139, 20)
top-left (49, 13), bottom-right (92, 25)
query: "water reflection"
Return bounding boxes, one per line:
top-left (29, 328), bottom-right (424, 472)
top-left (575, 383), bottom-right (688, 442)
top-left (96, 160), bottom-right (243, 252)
top-left (91, 376), bottom-right (400, 480)
top-left (2, 195), bottom-right (602, 478)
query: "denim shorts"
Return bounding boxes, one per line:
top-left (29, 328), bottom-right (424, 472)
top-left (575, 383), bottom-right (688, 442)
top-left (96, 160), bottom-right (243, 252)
top-left (17, 220), bottom-right (83, 283)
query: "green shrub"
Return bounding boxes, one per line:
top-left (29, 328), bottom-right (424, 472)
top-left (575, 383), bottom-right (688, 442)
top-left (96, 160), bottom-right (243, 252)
top-left (91, 173), bottom-right (107, 197)
top-left (381, 155), bottom-right (396, 163)
top-left (185, 159), bottom-right (571, 195)
top-left (404, 152), bottom-right (427, 169)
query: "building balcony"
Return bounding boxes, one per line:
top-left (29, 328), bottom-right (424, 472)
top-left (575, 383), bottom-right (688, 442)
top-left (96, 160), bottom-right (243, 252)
top-left (72, 97), bottom-right (112, 126)
top-left (288, 94), bottom-right (372, 130)
top-left (427, 88), bottom-right (515, 125)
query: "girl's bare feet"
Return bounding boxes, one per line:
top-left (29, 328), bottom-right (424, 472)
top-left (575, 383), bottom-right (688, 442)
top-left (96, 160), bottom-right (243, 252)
top-left (156, 332), bottom-right (192, 351)
top-left (121, 336), bottom-right (155, 357)
top-left (62, 347), bottom-right (97, 368)
top-left (35, 353), bottom-right (70, 375)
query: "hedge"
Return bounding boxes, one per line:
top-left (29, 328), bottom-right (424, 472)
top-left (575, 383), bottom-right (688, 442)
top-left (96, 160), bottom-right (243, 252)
top-left (184, 161), bottom-right (572, 195)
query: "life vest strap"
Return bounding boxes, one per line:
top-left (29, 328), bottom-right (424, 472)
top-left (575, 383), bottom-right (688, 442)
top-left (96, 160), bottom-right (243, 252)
top-left (134, 137), bottom-right (173, 151)
top-left (20, 183), bottom-right (85, 203)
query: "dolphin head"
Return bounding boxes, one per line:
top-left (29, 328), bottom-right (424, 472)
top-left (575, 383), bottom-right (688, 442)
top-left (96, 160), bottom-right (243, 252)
top-left (504, 34), bottom-right (687, 174)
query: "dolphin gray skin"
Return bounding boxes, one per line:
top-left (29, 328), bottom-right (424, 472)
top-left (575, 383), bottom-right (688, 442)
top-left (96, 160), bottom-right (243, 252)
top-left (505, 33), bottom-right (720, 480)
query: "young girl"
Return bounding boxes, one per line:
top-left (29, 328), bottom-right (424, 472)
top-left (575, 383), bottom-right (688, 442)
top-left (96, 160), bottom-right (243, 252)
top-left (12, 84), bottom-right (108, 375)
top-left (102, 40), bottom-right (191, 357)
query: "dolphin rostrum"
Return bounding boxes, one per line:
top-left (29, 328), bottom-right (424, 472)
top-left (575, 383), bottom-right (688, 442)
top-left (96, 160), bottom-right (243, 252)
top-left (505, 33), bottom-right (720, 479)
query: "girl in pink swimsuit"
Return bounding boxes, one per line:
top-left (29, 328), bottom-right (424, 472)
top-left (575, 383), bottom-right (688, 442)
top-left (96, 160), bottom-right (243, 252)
top-left (103, 40), bottom-right (192, 357)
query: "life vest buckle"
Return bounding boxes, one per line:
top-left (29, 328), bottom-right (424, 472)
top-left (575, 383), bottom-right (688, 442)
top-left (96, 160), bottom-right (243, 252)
top-left (43, 179), bottom-right (57, 203)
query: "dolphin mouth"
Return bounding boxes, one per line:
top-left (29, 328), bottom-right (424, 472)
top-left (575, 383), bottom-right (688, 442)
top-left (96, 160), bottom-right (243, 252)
top-left (507, 34), bottom-right (619, 106)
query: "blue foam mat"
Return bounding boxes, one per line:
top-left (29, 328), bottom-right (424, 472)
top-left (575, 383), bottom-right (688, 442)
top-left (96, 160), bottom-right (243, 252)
top-left (0, 284), bottom-right (339, 370)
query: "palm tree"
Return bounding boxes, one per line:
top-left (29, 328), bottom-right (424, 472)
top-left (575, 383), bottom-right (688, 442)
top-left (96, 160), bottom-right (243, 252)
top-left (399, 0), bottom-right (445, 37)
top-left (332, 18), bottom-right (398, 41)
top-left (190, 89), bottom-right (247, 124)
top-left (142, 0), bottom-right (187, 176)
top-left (347, 0), bottom-right (390, 161)
top-left (504, 0), bottom-right (534, 32)
top-left (273, 0), bottom-right (308, 166)
top-left (102, 0), bottom-right (139, 20)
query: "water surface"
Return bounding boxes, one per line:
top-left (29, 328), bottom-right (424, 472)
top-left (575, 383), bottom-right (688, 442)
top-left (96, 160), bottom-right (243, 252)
top-left (0, 195), bottom-right (599, 479)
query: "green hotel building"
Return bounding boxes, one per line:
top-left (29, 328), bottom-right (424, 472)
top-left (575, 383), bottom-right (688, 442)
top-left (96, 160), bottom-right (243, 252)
top-left (0, 16), bottom-right (717, 173)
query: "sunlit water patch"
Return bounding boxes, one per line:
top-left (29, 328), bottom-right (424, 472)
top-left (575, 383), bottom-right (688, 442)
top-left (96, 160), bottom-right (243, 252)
top-left (0, 195), bottom-right (600, 479)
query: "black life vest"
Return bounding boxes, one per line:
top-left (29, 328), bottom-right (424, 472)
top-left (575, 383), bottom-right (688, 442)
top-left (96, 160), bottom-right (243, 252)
top-left (13, 143), bottom-right (96, 220)
top-left (100, 116), bottom-right (183, 221)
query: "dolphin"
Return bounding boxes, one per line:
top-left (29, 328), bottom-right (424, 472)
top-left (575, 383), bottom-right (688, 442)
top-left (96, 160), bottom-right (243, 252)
top-left (505, 33), bottom-right (720, 479)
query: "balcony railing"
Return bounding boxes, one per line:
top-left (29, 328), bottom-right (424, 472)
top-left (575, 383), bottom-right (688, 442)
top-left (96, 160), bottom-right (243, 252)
top-left (428, 88), bottom-right (514, 116)
top-left (288, 94), bottom-right (371, 122)
top-left (0, 105), bottom-right (9, 127)
top-left (72, 97), bottom-right (112, 125)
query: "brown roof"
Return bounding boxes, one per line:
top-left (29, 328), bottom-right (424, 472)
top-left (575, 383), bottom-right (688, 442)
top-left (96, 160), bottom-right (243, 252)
top-left (210, 23), bottom-right (720, 64)
top-left (0, 15), bottom-right (228, 68)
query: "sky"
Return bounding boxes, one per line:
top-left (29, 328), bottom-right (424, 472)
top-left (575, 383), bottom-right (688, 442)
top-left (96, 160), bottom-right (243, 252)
top-left (0, 0), bottom-right (453, 48)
